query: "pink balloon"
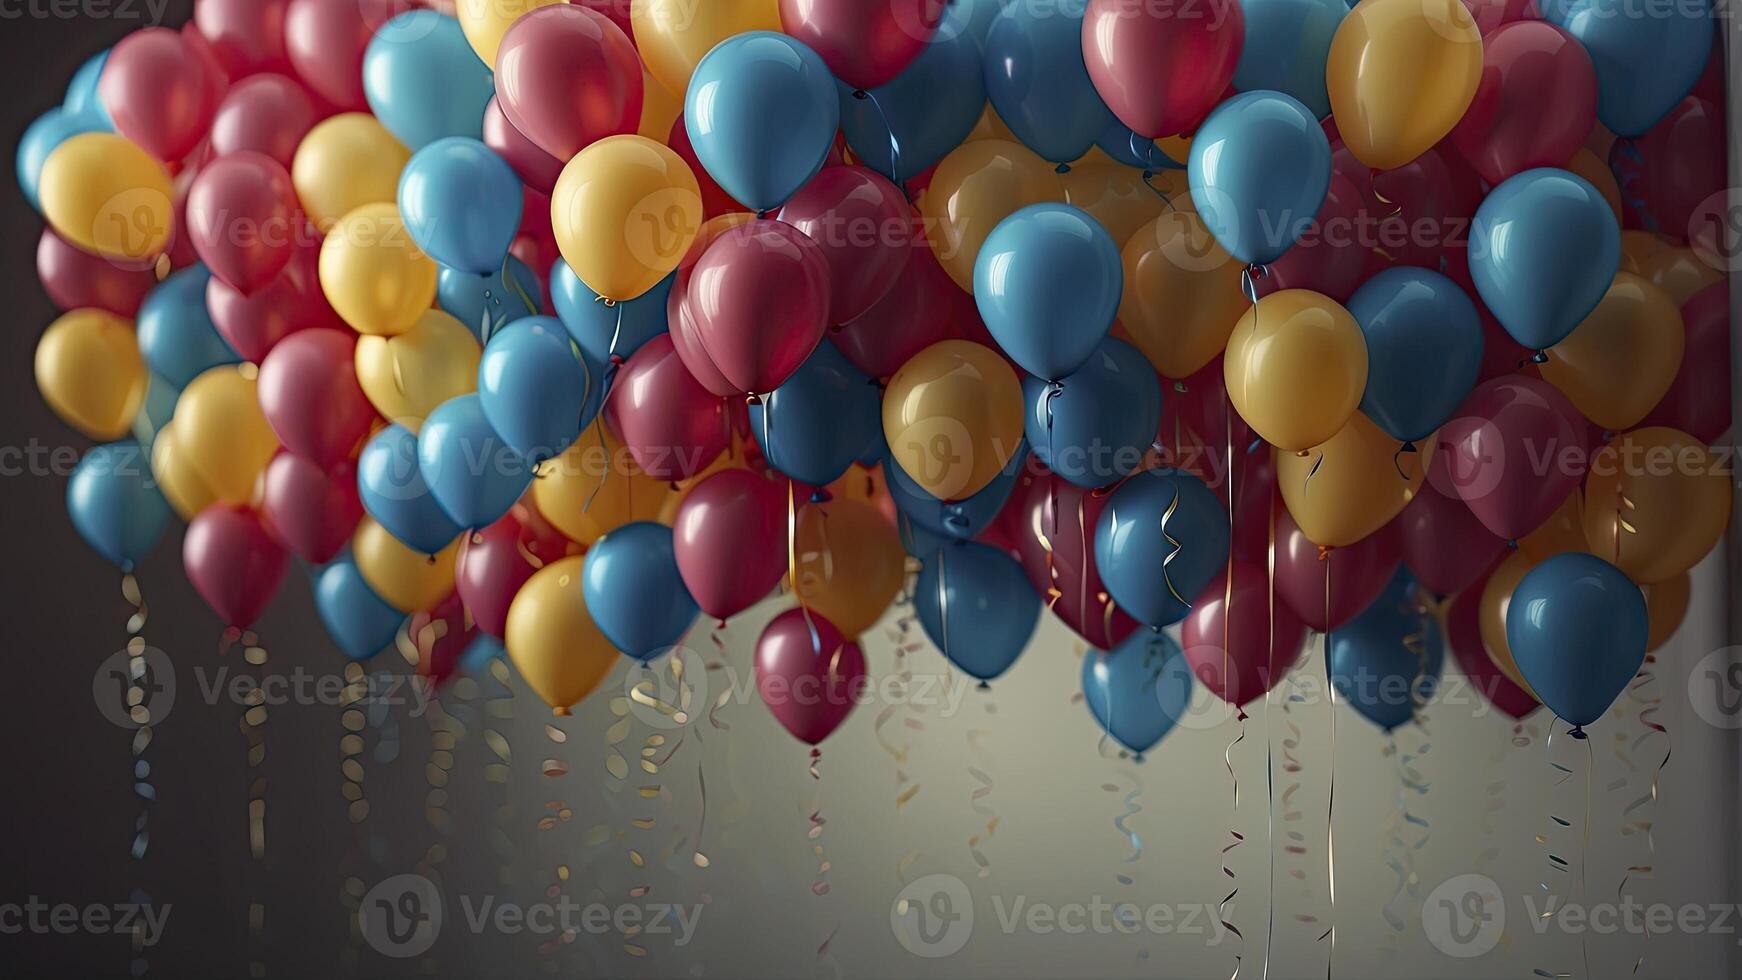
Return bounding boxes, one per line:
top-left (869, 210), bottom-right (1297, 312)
top-left (210, 73), bottom-right (321, 168)
top-left (1451, 23), bottom-right (1597, 186)
top-left (36, 228), bottom-right (157, 318)
top-left (257, 329), bottom-right (377, 467)
top-left (1445, 566), bottom-right (1539, 720)
top-left (456, 504), bottom-right (579, 639)
top-left (1640, 282), bottom-right (1731, 443)
top-left (209, 232), bottom-right (342, 362)
top-left (778, 0), bottom-right (942, 91)
top-left (260, 453), bottom-right (363, 563)
top-left (682, 221), bottom-right (832, 397)
top-left (1274, 507), bottom-right (1402, 633)
top-left (673, 468), bottom-right (790, 622)
top-left (409, 592), bottom-right (477, 689)
top-left (1008, 467), bottom-right (1142, 651)
top-left (187, 150), bottom-right (301, 293)
top-left (494, 5), bottom-right (643, 161)
top-left (184, 505), bottom-right (289, 629)
top-left (194, 0), bottom-right (292, 77)
top-left (604, 334), bottom-right (730, 481)
top-left (666, 275), bottom-right (737, 395)
top-left (1398, 485), bottom-right (1508, 596)
top-left (1254, 171), bottom-right (1375, 305)
top-left (483, 97), bottom-right (563, 194)
top-left (1612, 96), bottom-right (1725, 242)
top-left (754, 608), bottom-right (868, 746)
top-left (778, 166), bottom-right (913, 324)
top-left (181, 21), bottom-right (234, 109)
top-left (1436, 375), bottom-right (1591, 542)
top-left (1182, 561), bottom-right (1308, 708)
top-left (100, 27), bottom-right (218, 162)
top-left (285, 0), bottom-right (395, 111)
top-left (833, 237), bottom-right (965, 379)
top-left (1082, 0), bottom-right (1245, 138)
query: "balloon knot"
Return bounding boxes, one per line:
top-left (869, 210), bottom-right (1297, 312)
top-left (717, 619), bottom-right (730, 630)
top-left (1055, 162), bottom-right (1072, 175)
top-left (755, 209), bottom-right (772, 220)
top-left (602, 298), bottom-right (617, 308)
top-left (1399, 441), bottom-right (1418, 453)
top-left (851, 89), bottom-right (868, 101)
top-left (1173, 380), bottom-right (1188, 394)
top-left (609, 354), bottom-right (625, 366)
top-left (810, 489), bottom-right (832, 504)
top-left (810, 747), bottom-right (822, 760)
top-left (745, 393), bottom-right (763, 406)
top-left (1506, 539), bottom-right (1520, 551)
top-left (1132, 752), bottom-right (1146, 764)
top-left (1531, 350), bottom-right (1549, 364)
top-left (1295, 449), bottom-right (1311, 458)
top-left (1316, 545), bottom-right (1334, 562)
top-left (976, 680), bottom-right (991, 692)
top-left (552, 706), bottom-right (571, 717)
top-left (1568, 725), bottom-right (1588, 740)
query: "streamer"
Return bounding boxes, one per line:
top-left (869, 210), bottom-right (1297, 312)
top-left (1536, 722), bottom-right (1593, 980)
top-left (966, 727), bottom-right (998, 879)
top-left (121, 574), bottom-right (155, 977)
top-left (1618, 657), bottom-right (1670, 975)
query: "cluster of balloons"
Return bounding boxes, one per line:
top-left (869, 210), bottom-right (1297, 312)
top-left (28, 0), bottom-right (1731, 754)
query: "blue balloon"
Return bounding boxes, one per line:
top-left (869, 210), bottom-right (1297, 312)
top-left (399, 137), bottom-right (522, 275)
top-left (553, 261), bottom-right (672, 363)
top-left (750, 341), bottom-right (882, 487)
top-left (315, 558), bottom-right (405, 660)
top-left (136, 265), bottom-right (240, 388)
top-left (438, 257), bottom-right (544, 340)
top-left (983, 0), bottom-right (1112, 165)
top-left (67, 442), bottom-right (170, 570)
top-left (459, 633), bottom-right (508, 675)
top-left (883, 443), bottom-right (1028, 540)
top-left (897, 516), bottom-right (953, 561)
top-left (363, 11), bottom-right (494, 151)
top-left (1189, 91), bottom-right (1331, 265)
top-left (1506, 553), bottom-right (1647, 729)
top-left (1232, 0), bottom-right (1346, 120)
top-left (136, 373), bottom-right (180, 449)
top-left (1096, 119), bottom-right (1182, 172)
top-left (1328, 569), bottom-right (1445, 732)
top-left (63, 49), bottom-right (114, 129)
top-left (419, 394), bottom-right (533, 529)
top-left (684, 32), bottom-right (840, 212)
top-left (1024, 338), bottom-right (1161, 489)
top-left (357, 424), bottom-right (463, 554)
top-left (477, 317), bottom-right (600, 462)
top-left (915, 541), bottom-right (1039, 682)
top-left (837, 6), bottom-right (985, 184)
top-left (582, 521), bottom-right (700, 662)
top-left (1095, 468), bottom-right (1230, 628)
top-left (1349, 267), bottom-right (1483, 444)
top-left (1541, 0), bottom-right (1712, 136)
top-left (1082, 629), bottom-right (1195, 757)
top-left (974, 203), bottom-right (1122, 380)
top-left (17, 108), bottom-right (101, 212)
top-left (1470, 168), bottom-right (1621, 352)
top-left (947, 0), bottom-right (1010, 42)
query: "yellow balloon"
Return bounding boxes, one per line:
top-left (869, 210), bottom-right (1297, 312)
top-left (457, 0), bottom-right (565, 68)
top-left (1519, 488), bottom-right (1589, 563)
top-left (1119, 210), bottom-right (1246, 379)
top-left (174, 366), bottom-right (280, 506)
top-left (883, 340), bottom-right (1024, 501)
top-left (552, 134), bottom-right (702, 302)
top-left (292, 114), bottom-right (412, 229)
top-left (1478, 550), bottom-right (1540, 699)
top-left (39, 133), bottom-right (173, 263)
top-left (1326, 0), bottom-right (1483, 170)
top-left (1582, 426), bottom-right (1731, 584)
top-left (35, 308), bottom-right (147, 441)
top-left (353, 516), bottom-right (460, 613)
top-left (533, 430), bottom-right (674, 545)
top-left (632, 0), bottom-right (780, 95)
top-left (966, 105), bottom-right (1018, 144)
top-left (1642, 572), bottom-right (1689, 652)
top-left (1617, 229), bottom-right (1673, 274)
top-left (1224, 289), bottom-right (1368, 453)
top-left (788, 498), bottom-right (906, 637)
top-left (1635, 246), bottom-right (1724, 305)
top-left (319, 202), bottom-right (439, 336)
top-left (638, 69), bottom-right (684, 142)
top-left (1060, 161), bottom-right (1169, 250)
top-left (1277, 412), bottom-right (1436, 548)
top-left (1156, 133), bottom-right (1193, 165)
top-left (1540, 273), bottom-right (1683, 431)
top-left (1565, 148), bottom-right (1622, 226)
top-left (149, 420), bottom-right (220, 521)
top-left (505, 555), bottom-right (622, 714)
top-left (920, 139), bottom-right (1062, 292)
top-left (354, 309), bottom-right (482, 431)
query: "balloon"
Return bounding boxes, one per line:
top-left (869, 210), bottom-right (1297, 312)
top-left (1023, 337), bottom-right (1161, 489)
top-left (1094, 118), bottom-right (1181, 172)
top-left (1582, 427), bottom-right (1731, 584)
top-left (1507, 552), bottom-right (1647, 728)
top-left (1326, 0), bottom-right (1482, 170)
top-left (884, 444), bottom-right (1027, 542)
top-left (478, 317), bottom-right (600, 462)
top-left (1095, 467), bottom-right (1230, 628)
top-left (1437, 375), bottom-right (1590, 541)
top-left (1081, 0), bottom-right (1243, 139)
top-left (672, 468), bottom-right (788, 622)
top-left (314, 557), bottom-right (405, 660)
top-left (39, 133), bottom-right (174, 263)
top-left (777, 167), bottom-right (912, 324)
top-left (68, 442), bottom-right (171, 571)
top-left (458, 0), bottom-right (565, 67)
top-left (1642, 572), bottom-right (1690, 651)
top-left (17, 109), bottom-right (104, 214)
top-left (36, 224), bottom-right (155, 320)
top-left (1224, 289), bottom-right (1368, 452)
top-left (363, 11), bottom-right (494, 151)
top-left (605, 334), bottom-right (727, 480)
top-left (983, 0), bottom-right (1112, 164)
top-left (318, 202), bottom-right (438, 335)
top-left (1541, 0), bottom-right (1712, 136)
top-left (353, 515), bottom-right (460, 613)
top-left (354, 310), bottom-right (482, 429)
top-left (193, 0), bottom-right (290, 75)
top-left (210, 73), bottom-right (319, 168)
top-left (62, 49), bottom-right (114, 128)
top-left (915, 540), bottom-right (1038, 681)
top-left (1349, 267), bottom-right (1484, 444)
top-left (418, 394), bottom-right (533, 530)
top-left (1449, 23), bottom-right (1597, 186)
top-left (1519, 486), bottom-right (1589, 563)
top-left (505, 555), bottom-right (622, 713)
top-left (883, 340), bottom-right (1024, 501)
top-left (1477, 547), bottom-right (1541, 694)
top-left (1398, 487), bottom-right (1507, 596)
top-left (439, 257), bottom-right (546, 339)
top-left (185, 505), bottom-right (289, 628)
top-left (186, 151), bottom-right (300, 293)
top-left (755, 609), bottom-right (868, 746)
top-left (551, 134), bottom-right (702, 302)
top-left (285, 0), bottom-right (396, 112)
top-left (136, 265), bottom-right (241, 389)
top-left (1273, 503), bottom-right (1401, 631)
top-left (632, 0), bottom-right (782, 96)
top-left (1082, 630), bottom-right (1194, 757)
top-left (456, 506), bottom-right (576, 640)
top-left (1007, 468), bottom-right (1139, 647)
top-left (482, 97), bottom-right (562, 194)
top-left (974, 203), bottom-right (1121, 380)
top-left (1183, 561), bottom-right (1309, 708)
top-left (1118, 210), bottom-right (1247, 379)
top-left (553, 264), bottom-right (671, 365)
top-left (1329, 570), bottom-right (1445, 731)
top-left (1195, 103), bottom-right (1330, 273)
top-left (256, 329), bottom-right (374, 467)
top-left (1634, 245), bottom-right (1723, 307)
top-left (1641, 283), bottom-right (1730, 443)
top-left (919, 139), bottom-right (1061, 292)
top-left (35, 309), bottom-right (148, 442)
top-left (836, 9), bottom-right (986, 185)
top-left (789, 498), bottom-right (907, 637)
top-left (1277, 413), bottom-right (1435, 549)
top-left (1231, 0), bottom-right (1345, 119)
top-left (1539, 273), bottom-right (1684, 431)
top-left (100, 28), bottom-right (216, 162)
top-left (750, 340), bottom-right (882, 487)
top-left (493, 5), bottom-right (642, 160)
top-left (835, 239), bottom-right (970, 379)
top-left (150, 422), bottom-right (220, 521)
top-left (533, 431), bottom-right (674, 545)
top-left (291, 113), bottom-right (411, 229)
top-left (583, 521), bottom-right (700, 661)
top-left (357, 424), bottom-right (464, 554)
top-left (1611, 97), bottom-right (1724, 241)
top-left (1058, 160), bottom-right (1171, 250)
top-left (397, 138), bottom-right (522, 276)
top-left (260, 453), bottom-right (362, 563)
top-left (1445, 575), bottom-right (1538, 720)
top-left (779, 0), bottom-right (940, 89)
top-left (681, 220), bottom-right (831, 396)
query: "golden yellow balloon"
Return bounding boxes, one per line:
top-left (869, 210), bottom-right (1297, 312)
top-left (506, 555), bottom-right (623, 714)
top-left (292, 114), bottom-right (412, 229)
top-left (1617, 229), bottom-right (1673, 274)
top-left (1582, 427), bottom-right (1731, 584)
top-left (319, 202), bottom-right (439, 336)
top-left (1540, 273), bottom-right (1683, 431)
top-left (552, 134), bottom-right (702, 302)
top-left (39, 133), bottom-right (173, 263)
top-left (1642, 572), bottom-right (1689, 652)
top-left (1326, 0), bottom-right (1483, 170)
top-left (1277, 412), bottom-right (1436, 548)
top-left (353, 516), bottom-right (461, 613)
top-left (355, 309), bottom-right (482, 431)
top-left (149, 420), bottom-right (220, 521)
top-left (966, 105), bottom-right (1018, 144)
top-left (1119, 210), bottom-right (1246, 379)
top-left (1635, 246), bottom-right (1724, 305)
top-left (174, 366), bottom-right (280, 506)
top-left (1478, 549), bottom-right (1540, 699)
top-left (788, 498), bottom-right (907, 637)
top-left (1519, 488), bottom-right (1589, 563)
top-left (1224, 289), bottom-right (1369, 453)
top-left (638, 69), bottom-right (684, 142)
top-left (534, 431), bottom-right (674, 545)
top-left (35, 308), bottom-right (147, 441)
top-left (632, 0), bottom-right (780, 95)
top-left (920, 139), bottom-right (1062, 292)
top-left (883, 340), bottom-right (1024, 502)
top-left (457, 0), bottom-right (565, 68)
top-left (1060, 162), bottom-right (1169, 250)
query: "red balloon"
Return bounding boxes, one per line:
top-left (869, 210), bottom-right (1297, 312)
top-left (209, 232), bottom-right (342, 362)
top-left (163, 155), bottom-right (204, 272)
top-left (604, 334), bottom-right (730, 481)
top-left (210, 73), bottom-right (321, 168)
top-left (1008, 467), bottom-right (1141, 650)
top-left (484, 97), bottom-right (563, 194)
top-left (1689, 30), bottom-right (1726, 104)
top-left (576, 0), bottom-right (634, 37)
top-left (1182, 561), bottom-right (1308, 708)
top-left (187, 151), bottom-right (302, 293)
top-left (1459, 0), bottom-right (1539, 35)
top-left (1445, 568), bottom-right (1539, 720)
top-left (494, 5), bottom-right (642, 161)
top-left (1274, 507), bottom-right (1402, 632)
top-left (778, 167), bottom-right (913, 325)
top-left (1159, 355), bottom-right (1255, 468)
top-left (754, 608), bottom-right (868, 746)
top-left (833, 238), bottom-right (965, 379)
top-left (666, 274), bottom-right (737, 395)
top-left (257, 329), bottom-right (376, 467)
top-left (260, 453), bottom-right (363, 563)
top-left (673, 468), bottom-right (790, 622)
top-left (184, 505), bottom-right (289, 629)
top-left (194, 0), bottom-right (291, 77)
top-left (36, 228), bottom-right (157, 318)
top-left (1255, 171), bottom-right (1376, 304)
top-left (1640, 282), bottom-right (1731, 443)
top-left (180, 21), bottom-right (234, 109)
top-left (1436, 375), bottom-right (1592, 541)
top-left (1451, 23), bottom-right (1596, 186)
top-left (778, 0), bottom-right (942, 91)
top-left (1329, 137), bottom-right (1483, 272)
top-left (668, 116), bottom-right (744, 219)
top-left (285, 0), bottom-right (395, 112)
top-left (1610, 96), bottom-right (1725, 242)
top-left (409, 591), bottom-right (478, 689)
top-left (681, 221), bottom-right (832, 397)
top-left (100, 27), bottom-right (218, 162)
top-left (1397, 485), bottom-right (1508, 596)
top-left (1082, 0), bottom-right (1244, 138)
top-left (456, 504), bottom-right (579, 639)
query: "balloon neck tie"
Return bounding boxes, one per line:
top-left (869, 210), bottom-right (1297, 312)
top-left (810, 489), bottom-right (831, 504)
top-left (745, 393), bottom-right (763, 406)
top-left (1054, 162), bottom-right (1072, 175)
top-left (976, 680), bottom-right (991, 692)
top-left (851, 88), bottom-right (903, 186)
top-left (716, 619), bottom-right (729, 630)
top-left (1531, 350), bottom-right (1549, 365)
top-left (1316, 545), bottom-right (1334, 562)
top-left (1568, 725), bottom-right (1587, 741)
top-left (1399, 441), bottom-right (1417, 454)
top-left (552, 705), bottom-right (571, 717)
top-left (1239, 264), bottom-right (1268, 305)
top-left (1139, 171), bottom-right (1175, 209)
top-left (755, 209), bottom-right (772, 220)
top-left (1506, 538), bottom-right (1520, 551)
top-left (609, 354), bottom-right (625, 367)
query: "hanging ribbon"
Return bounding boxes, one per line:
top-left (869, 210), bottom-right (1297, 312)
top-left (850, 89), bottom-right (904, 192)
top-left (1538, 721), bottom-right (1593, 980)
top-left (965, 725), bottom-right (998, 880)
top-left (1218, 389), bottom-right (1245, 980)
top-left (1320, 563), bottom-right (1338, 979)
top-left (222, 627), bottom-right (271, 979)
top-left (121, 574), bottom-right (156, 977)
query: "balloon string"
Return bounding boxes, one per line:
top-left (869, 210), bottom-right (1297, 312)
top-left (1261, 489), bottom-right (1279, 980)
top-left (1612, 141), bottom-right (1655, 232)
top-left (338, 662), bottom-right (372, 970)
top-left (581, 416), bottom-right (610, 514)
top-left (1217, 384), bottom-right (1245, 980)
top-left (1321, 565), bottom-right (1336, 979)
top-left (851, 89), bottom-right (903, 189)
top-left (1538, 722), bottom-right (1583, 980)
top-left (228, 628), bottom-right (270, 979)
top-left (966, 725), bottom-right (998, 879)
top-left (935, 545), bottom-right (951, 668)
top-left (538, 718), bottom-right (575, 963)
top-left (1619, 658), bottom-right (1669, 975)
top-left (121, 574), bottom-right (155, 977)
top-left (480, 657), bottom-right (518, 900)
top-left (1042, 384), bottom-right (1065, 611)
top-left (789, 480), bottom-right (822, 655)
top-left (504, 252), bottom-right (539, 319)
top-left (1159, 484), bottom-right (1189, 610)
